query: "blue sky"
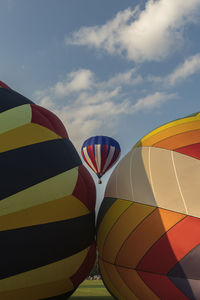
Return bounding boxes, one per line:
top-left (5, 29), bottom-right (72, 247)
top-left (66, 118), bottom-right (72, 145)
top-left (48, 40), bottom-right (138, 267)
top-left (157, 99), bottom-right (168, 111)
top-left (1, 0), bottom-right (200, 208)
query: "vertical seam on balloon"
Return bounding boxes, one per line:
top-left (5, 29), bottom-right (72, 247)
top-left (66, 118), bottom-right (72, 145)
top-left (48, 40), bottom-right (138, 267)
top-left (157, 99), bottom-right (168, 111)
top-left (115, 161), bottom-right (118, 197)
top-left (100, 201), bottom-right (132, 261)
top-left (171, 151), bottom-right (188, 215)
top-left (95, 144), bottom-right (101, 173)
top-left (99, 258), bottom-right (124, 300)
top-left (148, 147), bottom-right (156, 201)
top-left (130, 148), bottom-right (135, 202)
top-left (115, 265), bottom-right (140, 300)
top-left (114, 206), bottom-right (156, 265)
top-left (83, 147), bottom-right (96, 173)
top-left (102, 146), bottom-right (115, 174)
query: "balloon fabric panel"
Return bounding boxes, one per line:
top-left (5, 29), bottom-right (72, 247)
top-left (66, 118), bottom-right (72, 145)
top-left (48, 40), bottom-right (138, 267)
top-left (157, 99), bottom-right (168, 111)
top-left (0, 213), bottom-right (95, 279)
top-left (31, 104), bottom-right (68, 138)
top-left (0, 139), bottom-right (80, 200)
top-left (0, 104), bottom-right (32, 134)
top-left (115, 206), bottom-right (185, 269)
top-left (0, 83), bottom-right (96, 299)
top-left (0, 168), bottom-right (78, 217)
top-left (0, 195), bottom-right (89, 231)
top-left (100, 259), bottom-right (139, 300)
top-left (0, 123), bottom-right (61, 153)
top-left (139, 120), bottom-right (200, 147)
top-left (97, 199), bottom-right (132, 257)
top-left (135, 112), bottom-right (200, 147)
top-left (0, 88), bottom-right (33, 113)
top-left (175, 143), bottom-right (200, 159)
top-left (116, 267), bottom-right (160, 300)
top-left (102, 202), bottom-right (155, 264)
top-left (73, 165), bottom-right (96, 212)
top-left (138, 271), bottom-right (189, 300)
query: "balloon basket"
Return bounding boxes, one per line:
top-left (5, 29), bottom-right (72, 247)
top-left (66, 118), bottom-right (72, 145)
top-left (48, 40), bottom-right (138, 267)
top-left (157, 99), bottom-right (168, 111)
top-left (98, 179), bottom-right (102, 184)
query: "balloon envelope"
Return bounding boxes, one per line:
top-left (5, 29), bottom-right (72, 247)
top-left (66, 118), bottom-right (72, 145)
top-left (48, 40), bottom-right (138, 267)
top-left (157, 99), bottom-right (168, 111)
top-left (97, 112), bottom-right (200, 300)
top-left (81, 136), bottom-right (121, 179)
top-left (0, 82), bottom-right (96, 299)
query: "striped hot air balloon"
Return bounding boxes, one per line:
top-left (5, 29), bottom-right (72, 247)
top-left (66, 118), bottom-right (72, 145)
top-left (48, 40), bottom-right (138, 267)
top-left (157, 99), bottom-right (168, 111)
top-left (0, 82), bottom-right (96, 299)
top-left (81, 136), bottom-right (121, 184)
top-left (97, 112), bottom-right (200, 300)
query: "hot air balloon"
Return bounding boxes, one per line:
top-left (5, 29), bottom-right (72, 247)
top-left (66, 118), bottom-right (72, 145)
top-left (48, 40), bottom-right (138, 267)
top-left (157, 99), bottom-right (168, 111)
top-left (0, 82), bottom-right (96, 299)
top-left (81, 136), bottom-right (121, 184)
top-left (97, 112), bottom-right (200, 300)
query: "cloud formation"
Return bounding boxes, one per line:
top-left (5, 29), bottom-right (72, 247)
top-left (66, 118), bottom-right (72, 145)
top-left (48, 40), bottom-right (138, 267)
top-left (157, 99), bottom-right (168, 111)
top-left (148, 53), bottom-right (200, 86)
top-left (34, 68), bottom-right (174, 150)
top-left (132, 92), bottom-right (176, 112)
top-left (167, 53), bottom-right (200, 85)
top-left (67, 0), bottom-right (200, 62)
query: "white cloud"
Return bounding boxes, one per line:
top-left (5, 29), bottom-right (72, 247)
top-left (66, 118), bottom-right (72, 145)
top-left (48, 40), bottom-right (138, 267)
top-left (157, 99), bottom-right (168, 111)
top-left (54, 69), bottom-right (94, 97)
top-left (147, 53), bottom-right (200, 86)
top-left (34, 69), bottom-right (174, 151)
top-left (67, 0), bottom-right (200, 62)
top-left (167, 53), bottom-right (200, 85)
top-left (132, 92), bottom-right (176, 112)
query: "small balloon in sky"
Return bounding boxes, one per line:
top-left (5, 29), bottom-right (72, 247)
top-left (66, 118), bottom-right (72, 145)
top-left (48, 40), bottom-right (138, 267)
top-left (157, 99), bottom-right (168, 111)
top-left (81, 135), bottom-right (121, 184)
top-left (97, 112), bottom-right (200, 300)
top-left (0, 81), bottom-right (96, 299)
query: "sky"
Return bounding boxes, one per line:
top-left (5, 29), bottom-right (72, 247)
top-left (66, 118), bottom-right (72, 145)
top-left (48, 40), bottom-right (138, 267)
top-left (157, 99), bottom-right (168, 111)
top-left (1, 0), bottom-right (200, 210)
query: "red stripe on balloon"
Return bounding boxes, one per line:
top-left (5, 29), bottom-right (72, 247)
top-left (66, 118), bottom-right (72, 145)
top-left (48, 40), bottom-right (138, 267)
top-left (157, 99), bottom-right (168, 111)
top-left (0, 81), bottom-right (10, 89)
top-left (71, 241), bottom-right (96, 288)
top-left (73, 165), bottom-right (96, 212)
top-left (81, 149), bottom-right (94, 173)
top-left (100, 144), bottom-right (109, 174)
top-left (175, 143), bottom-right (200, 160)
top-left (101, 148), bottom-right (120, 176)
top-left (87, 145), bottom-right (98, 174)
top-left (137, 216), bottom-right (200, 275)
top-left (81, 149), bottom-right (87, 164)
top-left (138, 271), bottom-right (189, 300)
top-left (31, 104), bottom-right (68, 138)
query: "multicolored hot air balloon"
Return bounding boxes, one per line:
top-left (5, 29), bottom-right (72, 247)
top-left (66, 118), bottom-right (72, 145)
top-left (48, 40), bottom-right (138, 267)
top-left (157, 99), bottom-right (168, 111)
top-left (81, 136), bottom-right (121, 184)
top-left (0, 82), bottom-right (96, 299)
top-left (97, 112), bottom-right (200, 300)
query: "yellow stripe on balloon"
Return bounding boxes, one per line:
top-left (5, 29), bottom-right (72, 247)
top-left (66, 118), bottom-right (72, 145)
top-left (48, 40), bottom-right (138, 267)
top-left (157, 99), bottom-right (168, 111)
top-left (97, 199), bottom-right (132, 257)
top-left (100, 259), bottom-right (139, 300)
top-left (0, 104), bottom-right (32, 135)
top-left (134, 114), bottom-right (200, 147)
top-left (140, 120), bottom-right (200, 147)
top-left (153, 129), bottom-right (200, 150)
top-left (0, 278), bottom-right (74, 300)
top-left (0, 123), bottom-right (61, 153)
top-left (0, 247), bottom-right (88, 293)
top-left (103, 203), bottom-right (155, 264)
top-left (0, 195), bottom-right (89, 231)
top-left (99, 258), bottom-right (124, 300)
top-left (0, 168), bottom-right (78, 217)
top-left (116, 266), bottom-right (160, 300)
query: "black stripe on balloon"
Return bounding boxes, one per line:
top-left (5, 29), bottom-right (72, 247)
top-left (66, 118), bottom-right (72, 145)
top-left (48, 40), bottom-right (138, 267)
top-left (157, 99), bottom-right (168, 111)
top-left (41, 290), bottom-right (75, 300)
top-left (0, 88), bottom-right (34, 112)
top-left (0, 212), bottom-right (95, 279)
top-left (0, 138), bottom-right (81, 200)
top-left (96, 197), bottom-right (117, 232)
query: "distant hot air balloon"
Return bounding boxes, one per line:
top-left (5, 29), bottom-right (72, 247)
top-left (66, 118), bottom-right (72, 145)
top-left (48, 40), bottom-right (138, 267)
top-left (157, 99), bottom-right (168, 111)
top-left (81, 136), bottom-right (121, 184)
top-left (0, 81), bottom-right (96, 299)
